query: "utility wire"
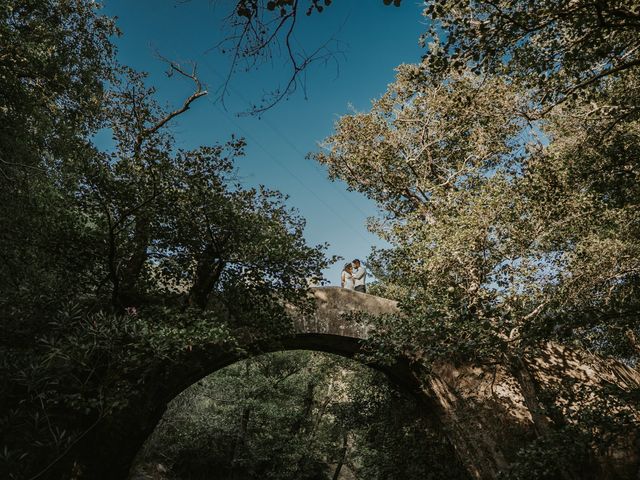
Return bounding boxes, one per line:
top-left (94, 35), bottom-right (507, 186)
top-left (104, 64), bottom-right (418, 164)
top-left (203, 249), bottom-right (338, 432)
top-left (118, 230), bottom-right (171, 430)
top-left (260, 116), bottom-right (375, 221)
top-left (201, 62), bottom-right (373, 217)
top-left (198, 62), bottom-right (375, 245)
top-left (203, 94), bottom-right (372, 245)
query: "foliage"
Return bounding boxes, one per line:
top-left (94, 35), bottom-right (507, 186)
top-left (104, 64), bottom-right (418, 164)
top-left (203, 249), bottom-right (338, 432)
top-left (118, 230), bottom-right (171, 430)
top-left (80, 64), bottom-right (330, 314)
top-left (313, 3), bottom-right (640, 474)
top-left (135, 351), bottom-right (469, 480)
top-left (499, 381), bottom-right (640, 480)
top-left (0, 0), bottom-right (117, 329)
top-left (0, 305), bottom-right (237, 480)
top-left (198, 0), bottom-right (402, 112)
top-left (314, 57), bottom-right (640, 363)
top-left (3, 0), bottom-right (639, 478)
top-left (0, 1), bottom-right (331, 478)
top-left (314, 66), bottom-right (525, 364)
top-left (0, 0), bottom-right (116, 175)
top-left (420, 0), bottom-right (640, 115)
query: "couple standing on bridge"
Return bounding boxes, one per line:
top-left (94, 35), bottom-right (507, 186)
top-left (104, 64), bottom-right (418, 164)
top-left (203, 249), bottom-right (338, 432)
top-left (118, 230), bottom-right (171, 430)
top-left (340, 259), bottom-right (366, 293)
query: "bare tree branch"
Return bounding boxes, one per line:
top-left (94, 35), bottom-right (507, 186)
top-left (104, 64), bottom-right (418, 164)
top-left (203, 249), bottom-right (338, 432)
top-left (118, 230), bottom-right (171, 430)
top-left (144, 58), bottom-right (208, 138)
top-left (191, 0), bottom-right (346, 114)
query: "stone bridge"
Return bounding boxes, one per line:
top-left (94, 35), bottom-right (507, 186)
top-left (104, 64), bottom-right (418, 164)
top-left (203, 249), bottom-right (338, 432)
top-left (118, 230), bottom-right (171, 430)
top-left (81, 288), bottom-right (414, 479)
top-left (288, 285), bottom-right (398, 351)
top-left (75, 288), bottom-right (640, 480)
top-left (178, 287), bottom-right (414, 392)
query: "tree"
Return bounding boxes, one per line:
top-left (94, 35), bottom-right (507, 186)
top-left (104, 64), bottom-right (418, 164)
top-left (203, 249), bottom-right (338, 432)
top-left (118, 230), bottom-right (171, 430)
top-left (0, 3), bottom-right (332, 478)
top-left (314, 65), bottom-right (528, 361)
top-left (187, 0), bottom-right (402, 112)
top-left (410, 0), bottom-right (640, 359)
top-left (313, 59), bottom-right (640, 477)
top-left (0, 0), bottom-right (115, 176)
top-left (315, 59), bottom-right (640, 359)
top-left (83, 63), bottom-right (329, 314)
top-left (0, 0), bottom-right (116, 329)
top-left (133, 351), bottom-right (468, 480)
top-left (420, 0), bottom-right (640, 116)
top-left (516, 96), bottom-right (640, 359)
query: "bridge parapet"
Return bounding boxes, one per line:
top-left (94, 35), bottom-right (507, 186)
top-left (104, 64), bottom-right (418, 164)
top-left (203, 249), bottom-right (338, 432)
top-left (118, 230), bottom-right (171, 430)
top-left (292, 287), bottom-right (399, 339)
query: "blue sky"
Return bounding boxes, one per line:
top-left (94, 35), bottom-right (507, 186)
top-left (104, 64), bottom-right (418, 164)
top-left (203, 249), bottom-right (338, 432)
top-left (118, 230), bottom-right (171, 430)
top-left (101, 0), bottom-right (427, 284)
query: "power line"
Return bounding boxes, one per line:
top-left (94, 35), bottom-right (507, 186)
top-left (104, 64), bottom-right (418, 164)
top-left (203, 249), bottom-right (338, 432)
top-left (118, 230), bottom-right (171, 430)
top-left (203, 94), bottom-right (373, 245)
top-left (199, 61), bottom-right (374, 219)
top-left (198, 63), bottom-right (375, 245)
top-left (259, 116), bottom-right (375, 221)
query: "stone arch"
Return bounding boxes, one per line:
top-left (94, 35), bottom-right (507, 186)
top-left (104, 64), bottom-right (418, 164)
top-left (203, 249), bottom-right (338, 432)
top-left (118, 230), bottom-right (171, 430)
top-left (159, 287), bottom-right (420, 402)
top-left (80, 288), bottom-right (440, 479)
top-left (74, 287), bottom-right (640, 480)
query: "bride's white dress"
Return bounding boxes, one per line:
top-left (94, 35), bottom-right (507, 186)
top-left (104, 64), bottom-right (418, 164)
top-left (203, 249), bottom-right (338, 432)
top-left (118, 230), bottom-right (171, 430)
top-left (341, 271), bottom-right (355, 290)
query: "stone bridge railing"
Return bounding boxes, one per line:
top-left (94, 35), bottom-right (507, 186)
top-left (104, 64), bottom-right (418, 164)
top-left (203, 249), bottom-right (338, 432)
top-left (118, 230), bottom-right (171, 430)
top-left (293, 286), bottom-right (398, 338)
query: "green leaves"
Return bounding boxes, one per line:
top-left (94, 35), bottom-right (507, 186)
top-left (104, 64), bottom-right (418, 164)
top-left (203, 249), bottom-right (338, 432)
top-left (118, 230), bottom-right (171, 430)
top-left (314, 66), bottom-right (531, 361)
top-left (314, 44), bottom-right (640, 377)
top-left (1, 3), bottom-right (332, 477)
top-left (420, 0), bottom-right (640, 114)
top-left (135, 352), bottom-right (468, 479)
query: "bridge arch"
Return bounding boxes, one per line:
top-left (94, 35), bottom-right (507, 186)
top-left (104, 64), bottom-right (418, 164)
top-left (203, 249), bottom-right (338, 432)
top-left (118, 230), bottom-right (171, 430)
top-left (84, 288), bottom-right (438, 480)
top-left (74, 286), bottom-right (640, 480)
top-left (166, 287), bottom-right (421, 398)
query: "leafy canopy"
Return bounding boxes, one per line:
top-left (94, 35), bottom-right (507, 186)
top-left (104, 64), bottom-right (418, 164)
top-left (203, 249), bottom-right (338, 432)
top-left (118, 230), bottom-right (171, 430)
top-left (315, 60), bottom-right (640, 364)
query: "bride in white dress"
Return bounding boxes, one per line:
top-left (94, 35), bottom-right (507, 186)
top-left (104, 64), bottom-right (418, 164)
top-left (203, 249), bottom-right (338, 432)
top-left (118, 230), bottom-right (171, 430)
top-left (341, 263), bottom-right (355, 290)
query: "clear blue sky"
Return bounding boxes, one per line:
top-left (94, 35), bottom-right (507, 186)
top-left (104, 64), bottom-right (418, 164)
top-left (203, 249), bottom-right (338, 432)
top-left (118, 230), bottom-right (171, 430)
top-left (101, 0), bottom-right (427, 285)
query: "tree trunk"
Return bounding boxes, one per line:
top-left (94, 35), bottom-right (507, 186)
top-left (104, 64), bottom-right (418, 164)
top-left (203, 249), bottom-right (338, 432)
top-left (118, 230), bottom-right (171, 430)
top-left (188, 243), bottom-right (225, 309)
top-left (229, 405), bottom-right (251, 480)
top-left (331, 431), bottom-right (349, 480)
top-left (508, 355), bottom-right (553, 437)
top-left (290, 380), bottom-right (315, 435)
top-left (115, 214), bottom-right (151, 310)
top-left (509, 355), bottom-right (581, 480)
